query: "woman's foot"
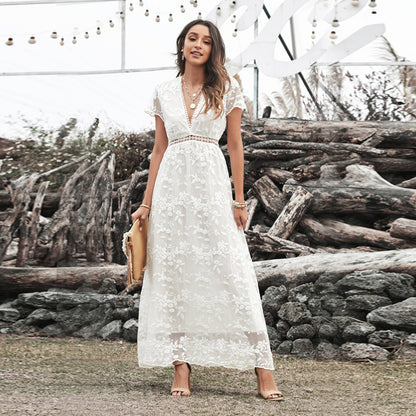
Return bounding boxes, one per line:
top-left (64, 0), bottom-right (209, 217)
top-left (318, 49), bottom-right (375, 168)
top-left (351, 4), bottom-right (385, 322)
top-left (171, 361), bottom-right (191, 396)
top-left (254, 367), bottom-right (284, 401)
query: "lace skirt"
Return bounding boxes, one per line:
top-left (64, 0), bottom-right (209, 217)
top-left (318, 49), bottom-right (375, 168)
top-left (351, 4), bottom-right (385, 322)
top-left (137, 138), bottom-right (275, 370)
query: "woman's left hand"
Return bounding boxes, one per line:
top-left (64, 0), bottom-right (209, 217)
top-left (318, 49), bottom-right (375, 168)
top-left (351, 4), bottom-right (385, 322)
top-left (234, 206), bottom-right (248, 231)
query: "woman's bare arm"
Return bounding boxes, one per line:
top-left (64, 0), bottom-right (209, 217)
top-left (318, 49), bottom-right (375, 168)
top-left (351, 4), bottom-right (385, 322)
top-left (132, 115), bottom-right (168, 223)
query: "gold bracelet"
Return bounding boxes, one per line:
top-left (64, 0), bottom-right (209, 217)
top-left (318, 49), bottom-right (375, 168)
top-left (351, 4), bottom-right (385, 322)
top-left (140, 203), bottom-right (151, 211)
top-left (232, 200), bottom-right (247, 209)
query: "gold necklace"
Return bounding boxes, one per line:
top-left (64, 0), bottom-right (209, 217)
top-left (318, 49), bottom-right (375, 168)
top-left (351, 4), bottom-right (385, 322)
top-left (182, 77), bottom-right (203, 110)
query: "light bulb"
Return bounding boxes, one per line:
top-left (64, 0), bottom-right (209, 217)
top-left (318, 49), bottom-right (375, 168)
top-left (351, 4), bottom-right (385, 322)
top-left (311, 31), bottom-right (316, 39)
top-left (330, 31), bottom-right (337, 39)
top-left (84, 32), bottom-right (89, 39)
top-left (96, 27), bottom-right (101, 35)
top-left (129, 3), bottom-right (134, 11)
top-left (232, 28), bottom-right (237, 37)
top-left (6, 38), bottom-right (13, 46)
top-left (72, 36), bottom-right (77, 44)
top-left (139, 0), bottom-right (143, 6)
top-left (230, 1), bottom-right (236, 8)
top-left (155, 15), bottom-right (160, 22)
top-left (60, 38), bottom-right (64, 46)
top-left (312, 19), bottom-right (317, 27)
top-left (181, 5), bottom-right (185, 13)
top-left (28, 36), bottom-right (36, 44)
top-left (231, 14), bottom-right (236, 23)
top-left (145, 9), bottom-right (149, 16)
top-left (351, 0), bottom-right (359, 6)
top-left (109, 20), bottom-right (114, 27)
top-left (120, 11), bottom-right (125, 19)
top-left (193, 0), bottom-right (198, 7)
top-left (332, 19), bottom-right (339, 27)
top-left (216, 6), bottom-right (221, 15)
top-left (51, 31), bottom-right (57, 39)
top-left (168, 13), bottom-right (173, 22)
top-left (369, 0), bottom-right (376, 7)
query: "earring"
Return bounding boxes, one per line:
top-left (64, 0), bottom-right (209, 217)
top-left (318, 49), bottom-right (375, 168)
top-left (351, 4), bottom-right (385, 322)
top-left (181, 48), bottom-right (184, 61)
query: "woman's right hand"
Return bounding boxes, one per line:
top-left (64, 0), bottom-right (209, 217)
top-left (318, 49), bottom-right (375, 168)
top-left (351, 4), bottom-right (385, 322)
top-left (131, 206), bottom-right (150, 229)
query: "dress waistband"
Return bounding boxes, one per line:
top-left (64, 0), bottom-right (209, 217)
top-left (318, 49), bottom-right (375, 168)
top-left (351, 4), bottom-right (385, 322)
top-left (169, 135), bottom-right (219, 146)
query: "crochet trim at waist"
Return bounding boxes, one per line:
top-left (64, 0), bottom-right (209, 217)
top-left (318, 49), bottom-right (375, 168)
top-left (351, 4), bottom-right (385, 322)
top-left (169, 135), bottom-right (219, 146)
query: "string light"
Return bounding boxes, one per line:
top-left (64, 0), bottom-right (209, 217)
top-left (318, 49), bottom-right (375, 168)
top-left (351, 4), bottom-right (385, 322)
top-left (232, 28), bottom-right (237, 37)
top-left (332, 19), bottom-right (339, 27)
top-left (216, 6), bottom-right (221, 15)
top-left (129, 3), bottom-right (134, 12)
top-left (230, 1), bottom-right (236, 8)
top-left (193, 0), bottom-right (198, 7)
top-left (51, 31), bottom-right (58, 39)
top-left (60, 38), bottom-right (64, 46)
top-left (72, 36), bottom-right (77, 44)
top-left (96, 27), bottom-right (101, 35)
top-left (84, 32), bottom-right (89, 39)
top-left (180, 5), bottom-right (185, 13)
top-left (119, 11), bottom-right (125, 19)
top-left (168, 13), bottom-right (173, 22)
top-left (330, 30), bottom-right (337, 39)
top-left (155, 15), bottom-right (160, 22)
top-left (6, 38), bottom-right (13, 46)
top-left (109, 20), bottom-right (114, 28)
top-left (144, 9), bottom-right (149, 16)
top-left (28, 36), bottom-right (36, 44)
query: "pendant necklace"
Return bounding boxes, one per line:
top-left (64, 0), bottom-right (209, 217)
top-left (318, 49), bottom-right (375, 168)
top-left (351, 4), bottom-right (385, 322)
top-left (182, 77), bottom-right (203, 110)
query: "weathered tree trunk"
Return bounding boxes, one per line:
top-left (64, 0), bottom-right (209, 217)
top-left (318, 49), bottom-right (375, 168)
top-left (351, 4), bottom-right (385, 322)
top-left (251, 175), bottom-right (285, 217)
top-left (246, 230), bottom-right (318, 257)
top-left (283, 164), bottom-right (416, 217)
top-left (0, 264), bottom-right (126, 293)
top-left (390, 218), bottom-right (416, 241)
top-left (254, 248), bottom-right (416, 290)
top-left (299, 216), bottom-right (415, 250)
top-left (268, 186), bottom-right (313, 239)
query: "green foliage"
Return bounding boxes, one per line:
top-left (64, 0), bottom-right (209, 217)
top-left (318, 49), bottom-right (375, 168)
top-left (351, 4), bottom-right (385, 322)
top-left (0, 117), bottom-right (153, 191)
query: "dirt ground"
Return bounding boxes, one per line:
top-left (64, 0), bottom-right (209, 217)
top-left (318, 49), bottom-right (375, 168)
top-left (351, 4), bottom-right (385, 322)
top-left (0, 334), bottom-right (415, 416)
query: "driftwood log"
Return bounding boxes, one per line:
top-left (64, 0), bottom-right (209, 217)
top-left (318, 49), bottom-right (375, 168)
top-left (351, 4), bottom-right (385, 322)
top-left (0, 265), bottom-right (126, 293)
top-left (390, 218), bottom-right (416, 241)
top-left (254, 248), bottom-right (416, 291)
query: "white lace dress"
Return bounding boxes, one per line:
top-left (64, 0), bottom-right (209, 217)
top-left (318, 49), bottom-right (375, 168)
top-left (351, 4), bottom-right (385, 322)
top-left (137, 75), bottom-right (275, 370)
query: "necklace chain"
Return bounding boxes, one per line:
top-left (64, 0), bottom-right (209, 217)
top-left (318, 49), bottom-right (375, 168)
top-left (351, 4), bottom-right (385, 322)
top-left (182, 77), bottom-right (203, 110)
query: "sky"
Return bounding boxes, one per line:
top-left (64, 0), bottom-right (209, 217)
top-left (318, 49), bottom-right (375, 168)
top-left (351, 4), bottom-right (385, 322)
top-left (0, 0), bottom-right (415, 140)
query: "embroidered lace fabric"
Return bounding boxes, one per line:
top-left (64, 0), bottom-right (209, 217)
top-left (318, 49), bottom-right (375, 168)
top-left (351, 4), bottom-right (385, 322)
top-left (138, 75), bottom-right (274, 370)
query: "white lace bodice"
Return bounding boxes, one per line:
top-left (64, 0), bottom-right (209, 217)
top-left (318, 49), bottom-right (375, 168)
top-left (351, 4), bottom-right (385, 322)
top-left (145, 75), bottom-right (246, 143)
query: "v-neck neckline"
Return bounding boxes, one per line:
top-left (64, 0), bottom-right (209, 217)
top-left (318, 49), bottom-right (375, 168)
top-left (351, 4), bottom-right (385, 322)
top-left (179, 76), bottom-right (203, 130)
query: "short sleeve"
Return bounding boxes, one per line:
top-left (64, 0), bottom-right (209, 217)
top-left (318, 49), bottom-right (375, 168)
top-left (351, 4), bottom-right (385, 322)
top-left (144, 84), bottom-right (164, 122)
top-left (225, 77), bottom-right (247, 116)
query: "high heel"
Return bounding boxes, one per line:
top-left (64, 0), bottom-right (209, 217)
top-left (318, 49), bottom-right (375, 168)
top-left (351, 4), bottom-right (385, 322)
top-left (171, 361), bottom-right (192, 396)
top-left (254, 367), bottom-right (284, 401)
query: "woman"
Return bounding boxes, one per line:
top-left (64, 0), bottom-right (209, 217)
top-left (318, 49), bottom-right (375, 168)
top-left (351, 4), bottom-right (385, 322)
top-left (132, 19), bottom-right (283, 401)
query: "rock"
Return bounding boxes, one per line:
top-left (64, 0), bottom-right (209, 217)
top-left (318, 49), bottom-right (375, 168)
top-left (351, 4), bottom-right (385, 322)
top-left (307, 297), bottom-right (331, 317)
top-left (288, 283), bottom-right (315, 303)
top-left (112, 307), bottom-right (130, 321)
top-left (318, 322), bottom-right (338, 340)
top-left (38, 323), bottom-right (66, 337)
top-left (270, 340), bottom-right (282, 352)
top-left (331, 316), bottom-right (354, 331)
top-left (99, 320), bottom-right (123, 340)
top-left (314, 272), bottom-right (340, 294)
top-left (345, 295), bottom-right (391, 312)
top-left (315, 342), bottom-right (339, 360)
top-left (264, 311), bottom-right (275, 326)
top-left (276, 340), bottom-right (292, 355)
top-left (368, 330), bottom-right (409, 348)
top-left (291, 338), bottom-right (315, 357)
top-left (397, 334), bottom-right (416, 359)
top-left (0, 302), bottom-right (20, 322)
top-left (320, 294), bottom-right (346, 314)
top-left (286, 324), bottom-right (315, 340)
top-left (122, 318), bottom-right (138, 342)
top-left (24, 308), bottom-right (57, 326)
top-left (367, 297), bottom-right (416, 332)
top-left (9, 320), bottom-right (39, 335)
top-left (17, 291), bottom-right (132, 311)
top-left (97, 278), bottom-right (118, 294)
top-left (275, 320), bottom-right (290, 340)
top-left (342, 322), bottom-right (376, 342)
top-left (266, 325), bottom-right (280, 342)
top-left (73, 322), bottom-right (105, 339)
top-left (336, 270), bottom-right (415, 301)
top-left (262, 285), bottom-right (288, 318)
top-left (339, 342), bottom-right (389, 361)
top-left (278, 302), bottom-right (312, 325)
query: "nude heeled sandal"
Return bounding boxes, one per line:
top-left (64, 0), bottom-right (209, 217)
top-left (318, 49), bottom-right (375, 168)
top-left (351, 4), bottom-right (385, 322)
top-left (254, 367), bottom-right (284, 401)
top-left (171, 361), bottom-right (192, 396)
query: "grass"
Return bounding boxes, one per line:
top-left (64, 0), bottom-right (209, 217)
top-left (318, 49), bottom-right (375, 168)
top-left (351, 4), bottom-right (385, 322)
top-left (1, 334), bottom-right (415, 416)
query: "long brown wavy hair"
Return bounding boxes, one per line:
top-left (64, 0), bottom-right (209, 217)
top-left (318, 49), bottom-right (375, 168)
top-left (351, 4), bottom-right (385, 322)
top-left (175, 19), bottom-right (230, 120)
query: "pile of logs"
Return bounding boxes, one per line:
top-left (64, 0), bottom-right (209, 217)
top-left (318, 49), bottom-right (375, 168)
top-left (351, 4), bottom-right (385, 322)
top-left (228, 119), bottom-right (416, 260)
top-left (1, 119), bottom-right (416, 292)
